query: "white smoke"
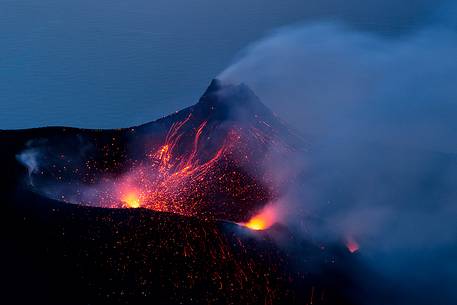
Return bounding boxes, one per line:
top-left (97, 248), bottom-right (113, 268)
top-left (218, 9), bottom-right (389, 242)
top-left (16, 140), bottom-right (45, 186)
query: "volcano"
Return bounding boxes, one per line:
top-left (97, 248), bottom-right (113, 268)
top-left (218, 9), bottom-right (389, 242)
top-left (14, 79), bottom-right (303, 222)
top-left (0, 80), bottom-right (362, 305)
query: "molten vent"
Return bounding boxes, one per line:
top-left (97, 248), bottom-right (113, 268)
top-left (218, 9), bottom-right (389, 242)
top-left (242, 205), bottom-right (279, 231)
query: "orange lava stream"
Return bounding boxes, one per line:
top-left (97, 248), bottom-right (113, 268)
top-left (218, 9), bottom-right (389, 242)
top-left (111, 114), bottom-right (242, 216)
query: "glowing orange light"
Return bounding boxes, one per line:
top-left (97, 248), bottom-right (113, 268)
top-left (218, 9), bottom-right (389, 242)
top-left (122, 191), bottom-right (141, 208)
top-left (102, 114), bottom-right (271, 217)
top-left (245, 217), bottom-right (268, 230)
top-left (243, 205), bottom-right (277, 231)
top-left (158, 144), bottom-right (169, 156)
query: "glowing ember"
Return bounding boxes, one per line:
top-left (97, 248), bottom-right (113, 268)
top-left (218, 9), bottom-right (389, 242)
top-left (242, 205), bottom-right (278, 231)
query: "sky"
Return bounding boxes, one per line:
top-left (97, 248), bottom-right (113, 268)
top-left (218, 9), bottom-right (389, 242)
top-left (0, 0), bottom-right (453, 129)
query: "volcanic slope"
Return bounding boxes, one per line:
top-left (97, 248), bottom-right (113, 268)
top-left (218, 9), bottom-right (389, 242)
top-left (0, 80), bottom-right (361, 305)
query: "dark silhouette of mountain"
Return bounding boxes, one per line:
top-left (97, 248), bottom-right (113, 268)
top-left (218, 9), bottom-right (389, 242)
top-left (0, 80), bottom-right (361, 305)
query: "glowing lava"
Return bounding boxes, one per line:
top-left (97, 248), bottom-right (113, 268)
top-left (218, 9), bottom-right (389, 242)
top-left (244, 216), bottom-right (269, 230)
top-left (242, 205), bottom-right (278, 231)
top-left (99, 112), bottom-right (274, 219)
top-left (121, 190), bottom-right (141, 208)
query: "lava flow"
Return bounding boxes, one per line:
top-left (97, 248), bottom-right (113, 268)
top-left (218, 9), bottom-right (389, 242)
top-left (84, 107), bottom-right (281, 223)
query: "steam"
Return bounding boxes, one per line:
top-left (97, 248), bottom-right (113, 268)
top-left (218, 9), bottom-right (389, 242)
top-left (17, 149), bottom-right (39, 178)
top-left (16, 140), bottom-right (46, 186)
top-left (219, 9), bottom-right (457, 305)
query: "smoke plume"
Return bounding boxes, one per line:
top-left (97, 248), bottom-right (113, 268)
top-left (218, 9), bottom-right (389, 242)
top-left (219, 5), bottom-right (457, 305)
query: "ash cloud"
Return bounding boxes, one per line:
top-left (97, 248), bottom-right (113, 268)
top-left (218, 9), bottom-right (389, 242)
top-left (219, 3), bottom-right (457, 305)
